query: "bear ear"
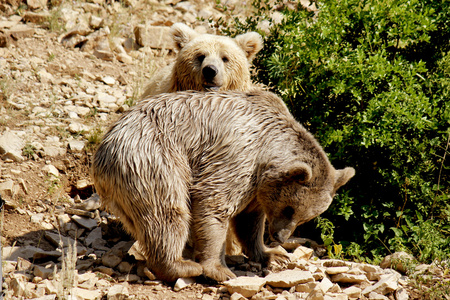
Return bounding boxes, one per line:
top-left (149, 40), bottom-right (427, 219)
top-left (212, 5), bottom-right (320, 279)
top-left (265, 161), bottom-right (312, 184)
top-left (234, 32), bottom-right (263, 61)
top-left (171, 23), bottom-right (199, 51)
top-left (333, 167), bottom-right (355, 192)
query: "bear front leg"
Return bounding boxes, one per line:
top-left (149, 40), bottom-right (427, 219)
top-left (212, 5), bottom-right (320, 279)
top-left (231, 205), bottom-right (290, 267)
top-left (192, 206), bottom-right (236, 282)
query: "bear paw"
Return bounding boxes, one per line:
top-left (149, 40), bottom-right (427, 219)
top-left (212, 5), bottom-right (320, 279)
top-left (154, 259), bottom-right (203, 282)
top-left (202, 262), bottom-right (237, 282)
top-left (264, 246), bottom-right (290, 268)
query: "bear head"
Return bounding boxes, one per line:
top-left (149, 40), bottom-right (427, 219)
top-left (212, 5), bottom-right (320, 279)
top-left (257, 160), bottom-right (355, 244)
top-left (170, 23), bottom-right (263, 92)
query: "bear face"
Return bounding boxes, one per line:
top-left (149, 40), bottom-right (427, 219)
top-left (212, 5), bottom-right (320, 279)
top-left (140, 24), bottom-right (263, 98)
top-left (257, 162), bottom-right (355, 244)
top-left (172, 23), bottom-right (263, 92)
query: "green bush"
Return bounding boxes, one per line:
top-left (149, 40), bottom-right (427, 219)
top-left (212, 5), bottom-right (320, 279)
top-left (220, 0), bottom-right (450, 262)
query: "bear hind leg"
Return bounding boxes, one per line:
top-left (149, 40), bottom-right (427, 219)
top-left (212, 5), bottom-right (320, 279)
top-left (141, 210), bottom-right (203, 281)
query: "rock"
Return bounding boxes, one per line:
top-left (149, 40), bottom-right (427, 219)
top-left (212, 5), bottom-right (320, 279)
top-left (368, 291), bottom-right (389, 300)
top-left (27, 0), bottom-right (48, 10)
top-left (85, 226), bottom-right (102, 246)
top-left (4, 260), bottom-right (18, 273)
top-left (71, 214), bottom-right (98, 230)
top-left (224, 276), bottom-right (266, 298)
top-left (3, 245), bottom-right (61, 261)
top-left (317, 277), bottom-right (334, 293)
top-left (331, 273), bottom-right (369, 284)
top-left (7, 24), bottom-right (35, 40)
top-left (174, 277), bottom-right (196, 291)
top-left (134, 25), bottom-right (174, 49)
top-left (23, 11), bottom-right (51, 24)
top-left (42, 164), bottom-right (59, 177)
top-left (0, 131), bottom-right (25, 162)
top-left (322, 260), bottom-right (350, 268)
top-left (395, 287), bottom-right (409, 300)
top-left (292, 246), bottom-right (314, 261)
top-left (265, 270), bottom-right (314, 288)
top-left (326, 267), bottom-right (350, 275)
top-left (101, 76), bottom-right (116, 86)
top-left (380, 252), bottom-right (414, 274)
top-left (94, 49), bottom-right (115, 61)
top-left (68, 140), bottom-right (86, 152)
top-left (117, 261), bottom-right (133, 274)
top-left (342, 286), bottom-right (361, 298)
top-left (102, 250), bottom-right (123, 268)
top-left (306, 289), bottom-right (325, 300)
top-left (72, 287), bottom-right (102, 300)
top-left (143, 267), bottom-right (156, 280)
top-left (107, 284), bottom-right (129, 300)
top-left (34, 264), bottom-right (54, 280)
top-left (296, 282), bottom-right (318, 293)
top-left (362, 272), bottom-right (401, 296)
top-left (230, 292), bottom-right (247, 300)
top-left (10, 274), bottom-right (29, 297)
top-left (0, 179), bottom-right (16, 197)
top-left (75, 179), bottom-right (91, 190)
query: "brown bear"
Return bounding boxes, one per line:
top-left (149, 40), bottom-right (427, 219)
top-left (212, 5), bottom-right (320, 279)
top-left (140, 23), bottom-right (263, 99)
top-left (92, 90), bottom-right (355, 282)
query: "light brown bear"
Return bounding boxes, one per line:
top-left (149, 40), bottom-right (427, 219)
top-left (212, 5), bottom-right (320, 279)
top-left (92, 90), bottom-right (355, 282)
top-left (140, 23), bottom-right (263, 99)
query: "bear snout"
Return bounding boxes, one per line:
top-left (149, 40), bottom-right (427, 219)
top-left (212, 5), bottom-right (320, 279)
top-left (202, 65), bottom-right (222, 91)
top-left (202, 64), bottom-right (218, 80)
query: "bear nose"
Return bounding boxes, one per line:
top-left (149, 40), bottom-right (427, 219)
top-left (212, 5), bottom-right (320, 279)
top-left (202, 65), bottom-right (218, 81)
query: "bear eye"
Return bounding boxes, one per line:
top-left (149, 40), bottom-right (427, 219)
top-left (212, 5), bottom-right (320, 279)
top-left (222, 56), bottom-right (229, 63)
top-left (197, 55), bottom-right (205, 63)
top-left (281, 206), bottom-right (295, 219)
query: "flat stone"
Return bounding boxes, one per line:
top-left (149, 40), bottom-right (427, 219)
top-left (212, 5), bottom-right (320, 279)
top-left (342, 286), bottom-right (362, 298)
top-left (102, 250), bottom-right (123, 268)
top-left (296, 282), bottom-right (318, 293)
top-left (71, 215), bottom-right (98, 230)
top-left (224, 276), bottom-right (266, 298)
top-left (7, 24), bottom-right (35, 40)
top-left (85, 227), bottom-right (102, 247)
top-left (34, 265), bottom-right (54, 280)
top-left (173, 277), bottom-right (196, 292)
top-left (317, 277), bottom-right (334, 293)
top-left (74, 193), bottom-right (101, 211)
top-left (0, 131), bottom-right (25, 161)
top-left (107, 284), bottom-right (129, 300)
top-left (23, 11), bottom-right (51, 24)
top-left (76, 179), bottom-right (91, 190)
top-left (68, 140), bottom-right (86, 152)
top-left (72, 287), bottom-right (102, 300)
top-left (395, 287), bottom-right (409, 300)
top-left (42, 164), bottom-right (59, 177)
top-left (3, 245), bottom-right (61, 261)
top-left (331, 273), bottom-right (369, 284)
top-left (27, 0), bottom-right (48, 10)
top-left (362, 273), bottom-right (401, 296)
top-left (0, 179), bottom-right (15, 197)
top-left (322, 259), bottom-right (350, 268)
top-left (134, 25), bottom-right (174, 49)
top-left (265, 270), bottom-right (314, 288)
top-left (292, 246), bottom-right (314, 261)
top-left (368, 291), bottom-right (389, 300)
top-left (326, 267), bottom-right (350, 275)
top-left (101, 76), bottom-right (116, 86)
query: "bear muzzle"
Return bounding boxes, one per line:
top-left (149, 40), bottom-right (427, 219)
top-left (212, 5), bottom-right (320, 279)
top-left (202, 65), bottom-right (223, 90)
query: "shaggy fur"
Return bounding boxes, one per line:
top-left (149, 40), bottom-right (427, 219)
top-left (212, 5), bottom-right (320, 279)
top-left (140, 23), bottom-right (263, 99)
top-left (92, 90), bottom-right (355, 282)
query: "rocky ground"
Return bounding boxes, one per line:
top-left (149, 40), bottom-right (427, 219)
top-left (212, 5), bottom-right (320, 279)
top-left (0, 0), bottom-right (449, 299)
